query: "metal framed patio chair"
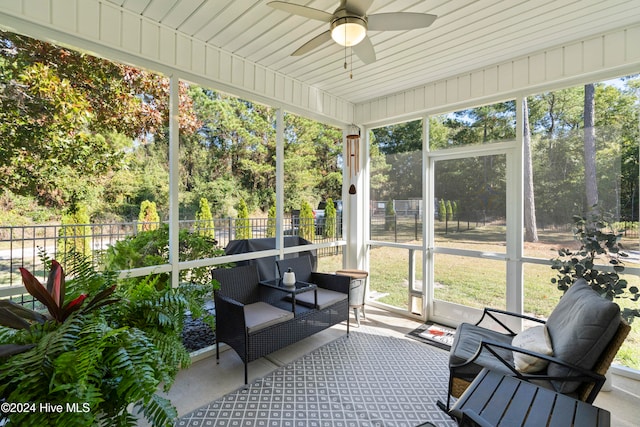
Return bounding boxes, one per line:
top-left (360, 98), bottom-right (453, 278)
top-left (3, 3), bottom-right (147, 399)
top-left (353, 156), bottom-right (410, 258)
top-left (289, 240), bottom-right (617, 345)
top-left (437, 279), bottom-right (631, 412)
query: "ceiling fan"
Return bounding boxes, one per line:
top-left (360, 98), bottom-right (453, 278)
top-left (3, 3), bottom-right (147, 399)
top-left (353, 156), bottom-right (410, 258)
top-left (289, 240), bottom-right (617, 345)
top-left (267, 0), bottom-right (437, 65)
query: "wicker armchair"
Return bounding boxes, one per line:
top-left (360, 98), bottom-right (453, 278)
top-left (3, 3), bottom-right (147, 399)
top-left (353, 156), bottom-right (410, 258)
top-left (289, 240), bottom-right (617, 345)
top-left (438, 279), bottom-right (630, 412)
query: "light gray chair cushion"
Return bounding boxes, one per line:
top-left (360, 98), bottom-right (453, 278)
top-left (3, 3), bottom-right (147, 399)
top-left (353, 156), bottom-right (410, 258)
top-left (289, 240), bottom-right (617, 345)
top-left (295, 288), bottom-right (347, 310)
top-left (545, 279), bottom-right (621, 393)
top-left (449, 322), bottom-right (515, 378)
top-left (244, 302), bottom-right (294, 334)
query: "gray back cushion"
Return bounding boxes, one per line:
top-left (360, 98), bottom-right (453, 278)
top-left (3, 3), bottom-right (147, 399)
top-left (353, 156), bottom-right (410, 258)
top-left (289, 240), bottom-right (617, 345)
top-left (546, 279), bottom-right (620, 393)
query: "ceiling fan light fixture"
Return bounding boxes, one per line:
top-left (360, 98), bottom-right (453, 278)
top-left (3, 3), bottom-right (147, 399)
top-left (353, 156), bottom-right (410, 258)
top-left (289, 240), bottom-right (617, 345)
top-left (330, 16), bottom-right (367, 47)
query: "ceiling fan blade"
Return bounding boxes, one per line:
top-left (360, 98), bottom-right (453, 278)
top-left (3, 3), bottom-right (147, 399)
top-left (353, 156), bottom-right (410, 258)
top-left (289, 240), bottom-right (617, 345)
top-left (345, 0), bottom-right (373, 16)
top-left (367, 12), bottom-right (437, 31)
top-left (267, 1), bottom-right (333, 22)
top-left (292, 30), bottom-right (332, 56)
top-left (352, 35), bottom-right (376, 64)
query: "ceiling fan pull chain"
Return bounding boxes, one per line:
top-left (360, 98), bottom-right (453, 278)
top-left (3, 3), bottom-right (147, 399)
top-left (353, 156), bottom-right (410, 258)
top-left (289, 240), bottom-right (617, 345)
top-left (344, 45), bottom-right (347, 69)
top-left (350, 47), bottom-right (353, 79)
top-left (343, 25), bottom-right (348, 71)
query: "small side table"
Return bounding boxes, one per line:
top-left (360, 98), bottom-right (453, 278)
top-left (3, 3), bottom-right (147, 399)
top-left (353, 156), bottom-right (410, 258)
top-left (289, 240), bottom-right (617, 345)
top-left (259, 279), bottom-right (317, 315)
top-left (335, 269), bottom-right (368, 327)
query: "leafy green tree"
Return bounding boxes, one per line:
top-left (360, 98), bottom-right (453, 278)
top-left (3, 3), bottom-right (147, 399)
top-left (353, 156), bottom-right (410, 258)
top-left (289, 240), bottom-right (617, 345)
top-left (373, 120), bottom-right (422, 153)
top-left (138, 200), bottom-right (160, 231)
top-left (324, 198), bottom-right (337, 238)
top-left (371, 120), bottom-right (423, 201)
top-left (188, 88), bottom-right (276, 211)
top-left (195, 198), bottom-right (215, 239)
top-left (447, 102), bottom-right (516, 146)
top-left (283, 113), bottom-right (342, 210)
top-left (235, 199), bottom-right (252, 240)
top-left (299, 201), bottom-right (315, 241)
top-left (0, 31), bottom-right (198, 208)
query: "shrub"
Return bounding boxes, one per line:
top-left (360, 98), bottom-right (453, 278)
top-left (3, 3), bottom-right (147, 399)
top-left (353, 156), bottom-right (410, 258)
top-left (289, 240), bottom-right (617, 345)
top-left (267, 204), bottom-right (276, 238)
top-left (138, 200), bottom-right (160, 231)
top-left (438, 199), bottom-right (446, 222)
top-left (385, 200), bottom-right (396, 231)
top-left (446, 200), bottom-right (453, 221)
top-left (234, 199), bottom-right (252, 240)
top-left (195, 198), bottom-right (215, 239)
top-left (57, 203), bottom-right (92, 271)
top-left (101, 224), bottom-right (222, 289)
top-left (324, 198), bottom-right (336, 238)
top-left (299, 201), bottom-right (314, 241)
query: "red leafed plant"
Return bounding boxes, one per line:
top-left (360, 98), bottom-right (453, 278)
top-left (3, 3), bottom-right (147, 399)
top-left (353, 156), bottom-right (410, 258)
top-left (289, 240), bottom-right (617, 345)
top-left (0, 259), bottom-right (117, 357)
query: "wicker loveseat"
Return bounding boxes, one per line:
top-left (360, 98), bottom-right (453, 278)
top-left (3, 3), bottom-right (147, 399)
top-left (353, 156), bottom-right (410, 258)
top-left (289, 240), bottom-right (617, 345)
top-left (211, 263), bottom-right (350, 384)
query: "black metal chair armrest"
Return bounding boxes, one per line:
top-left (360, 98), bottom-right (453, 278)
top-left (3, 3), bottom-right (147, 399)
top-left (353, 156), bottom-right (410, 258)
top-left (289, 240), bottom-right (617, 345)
top-left (310, 272), bottom-right (350, 293)
top-left (455, 339), bottom-right (605, 403)
top-left (476, 307), bottom-right (546, 335)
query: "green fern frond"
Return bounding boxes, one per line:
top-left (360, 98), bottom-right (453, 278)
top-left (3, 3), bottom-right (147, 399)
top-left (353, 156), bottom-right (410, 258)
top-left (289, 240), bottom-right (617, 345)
top-left (135, 393), bottom-right (178, 427)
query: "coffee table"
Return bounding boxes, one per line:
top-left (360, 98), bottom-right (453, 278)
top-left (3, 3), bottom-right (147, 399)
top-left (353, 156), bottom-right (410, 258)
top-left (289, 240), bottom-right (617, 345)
top-left (450, 368), bottom-right (610, 427)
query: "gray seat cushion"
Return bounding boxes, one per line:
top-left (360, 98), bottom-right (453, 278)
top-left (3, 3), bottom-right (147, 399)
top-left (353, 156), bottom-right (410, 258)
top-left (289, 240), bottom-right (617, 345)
top-left (545, 279), bottom-right (621, 393)
top-left (449, 322), bottom-right (515, 378)
top-left (295, 288), bottom-right (347, 310)
top-left (244, 302), bottom-right (294, 334)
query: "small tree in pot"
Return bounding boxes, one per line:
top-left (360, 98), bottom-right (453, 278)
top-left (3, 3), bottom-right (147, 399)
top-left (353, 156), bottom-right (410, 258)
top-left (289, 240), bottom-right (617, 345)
top-left (551, 210), bottom-right (640, 322)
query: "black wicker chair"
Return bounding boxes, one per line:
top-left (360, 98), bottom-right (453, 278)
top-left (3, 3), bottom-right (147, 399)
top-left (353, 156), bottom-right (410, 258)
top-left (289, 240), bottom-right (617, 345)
top-left (212, 263), bottom-right (349, 384)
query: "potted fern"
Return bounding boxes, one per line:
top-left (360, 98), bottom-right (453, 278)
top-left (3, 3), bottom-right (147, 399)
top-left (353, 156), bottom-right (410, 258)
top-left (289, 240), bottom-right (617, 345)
top-left (551, 210), bottom-right (640, 323)
top-left (0, 252), bottom-right (202, 426)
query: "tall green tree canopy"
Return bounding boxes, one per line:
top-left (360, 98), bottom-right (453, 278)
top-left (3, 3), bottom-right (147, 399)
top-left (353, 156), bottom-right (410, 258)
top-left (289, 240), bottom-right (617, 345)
top-left (0, 31), bottom-right (198, 208)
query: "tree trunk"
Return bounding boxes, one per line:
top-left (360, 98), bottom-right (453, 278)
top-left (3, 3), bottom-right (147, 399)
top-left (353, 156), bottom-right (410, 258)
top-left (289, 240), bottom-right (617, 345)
top-left (584, 84), bottom-right (598, 213)
top-left (523, 98), bottom-right (538, 242)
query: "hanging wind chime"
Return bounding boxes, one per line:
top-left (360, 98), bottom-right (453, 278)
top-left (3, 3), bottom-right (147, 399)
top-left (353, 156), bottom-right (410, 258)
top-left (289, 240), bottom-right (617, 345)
top-left (346, 125), bottom-right (360, 194)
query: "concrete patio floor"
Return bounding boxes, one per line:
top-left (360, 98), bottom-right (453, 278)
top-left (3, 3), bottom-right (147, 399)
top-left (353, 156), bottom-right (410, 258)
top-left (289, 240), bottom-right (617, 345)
top-left (154, 307), bottom-right (640, 426)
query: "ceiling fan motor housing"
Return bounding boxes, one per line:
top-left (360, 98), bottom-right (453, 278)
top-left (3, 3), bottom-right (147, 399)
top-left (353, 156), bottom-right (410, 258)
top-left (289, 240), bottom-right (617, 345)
top-left (330, 14), bottom-right (367, 47)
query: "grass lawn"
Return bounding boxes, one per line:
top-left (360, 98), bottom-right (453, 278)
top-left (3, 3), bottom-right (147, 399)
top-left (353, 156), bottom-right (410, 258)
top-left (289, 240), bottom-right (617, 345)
top-left (318, 225), bottom-right (640, 370)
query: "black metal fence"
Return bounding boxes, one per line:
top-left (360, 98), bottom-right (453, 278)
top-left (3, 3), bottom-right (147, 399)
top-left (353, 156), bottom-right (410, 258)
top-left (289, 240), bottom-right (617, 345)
top-left (0, 215), bottom-right (343, 290)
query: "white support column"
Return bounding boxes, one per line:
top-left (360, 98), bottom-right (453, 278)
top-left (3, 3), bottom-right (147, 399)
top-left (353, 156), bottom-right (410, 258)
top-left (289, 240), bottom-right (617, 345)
top-left (423, 115), bottom-right (433, 320)
top-left (169, 76), bottom-right (180, 288)
top-left (344, 125), bottom-right (367, 270)
top-left (506, 96), bottom-right (525, 314)
top-left (276, 108), bottom-right (284, 259)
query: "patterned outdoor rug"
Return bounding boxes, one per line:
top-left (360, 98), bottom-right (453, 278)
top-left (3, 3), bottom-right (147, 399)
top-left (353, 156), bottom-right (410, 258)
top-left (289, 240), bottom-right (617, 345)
top-left (176, 327), bottom-right (457, 426)
top-left (406, 323), bottom-right (456, 351)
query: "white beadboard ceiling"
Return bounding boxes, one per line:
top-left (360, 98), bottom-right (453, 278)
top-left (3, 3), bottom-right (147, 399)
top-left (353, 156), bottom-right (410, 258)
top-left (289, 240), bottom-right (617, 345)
top-left (105, 0), bottom-right (640, 104)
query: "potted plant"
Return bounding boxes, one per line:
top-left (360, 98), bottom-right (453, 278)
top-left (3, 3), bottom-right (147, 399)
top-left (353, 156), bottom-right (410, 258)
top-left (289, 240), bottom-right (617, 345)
top-left (551, 210), bottom-right (640, 323)
top-left (0, 251), bottom-right (202, 426)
